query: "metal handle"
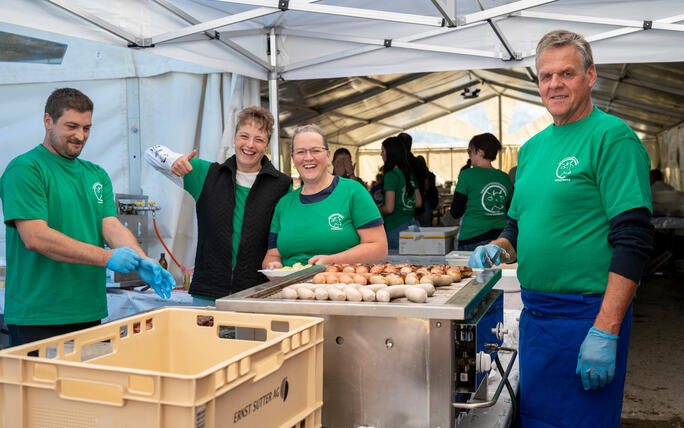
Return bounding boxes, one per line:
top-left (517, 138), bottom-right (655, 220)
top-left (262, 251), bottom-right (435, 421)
top-left (452, 346), bottom-right (517, 409)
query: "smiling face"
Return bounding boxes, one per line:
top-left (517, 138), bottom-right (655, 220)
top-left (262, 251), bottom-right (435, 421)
top-left (292, 131), bottom-right (330, 185)
top-left (537, 44), bottom-right (596, 126)
top-left (234, 121), bottom-right (269, 173)
top-left (43, 109), bottom-right (92, 159)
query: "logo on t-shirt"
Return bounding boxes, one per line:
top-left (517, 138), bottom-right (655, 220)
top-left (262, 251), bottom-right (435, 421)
top-left (92, 182), bottom-right (104, 203)
top-left (481, 183), bottom-right (508, 215)
top-left (555, 157), bottom-right (579, 182)
top-left (328, 213), bottom-right (344, 230)
top-left (401, 187), bottom-right (416, 210)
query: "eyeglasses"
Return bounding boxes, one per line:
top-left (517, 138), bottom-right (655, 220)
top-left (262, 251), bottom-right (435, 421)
top-left (293, 147), bottom-right (328, 158)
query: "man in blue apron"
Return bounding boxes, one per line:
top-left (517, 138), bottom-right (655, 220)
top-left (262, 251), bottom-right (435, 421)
top-left (469, 30), bottom-right (653, 427)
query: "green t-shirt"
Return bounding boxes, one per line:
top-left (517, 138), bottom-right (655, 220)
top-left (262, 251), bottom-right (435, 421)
top-left (508, 107), bottom-right (652, 295)
top-left (382, 168), bottom-right (416, 231)
top-left (0, 145), bottom-right (118, 325)
top-left (455, 167), bottom-right (512, 241)
top-left (270, 177), bottom-right (382, 266)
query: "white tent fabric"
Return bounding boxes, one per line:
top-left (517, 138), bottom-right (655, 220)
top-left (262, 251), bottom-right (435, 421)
top-left (2, 0), bottom-right (683, 81)
top-left (0, 24), bottom-right (260, 276)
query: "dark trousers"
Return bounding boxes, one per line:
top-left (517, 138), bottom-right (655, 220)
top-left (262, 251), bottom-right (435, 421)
top-left (8, 320), bottom-right (101, 350)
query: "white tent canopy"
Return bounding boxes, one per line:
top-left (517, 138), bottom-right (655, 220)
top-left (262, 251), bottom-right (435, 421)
top-left (1, 0), bottom-right (683, 273)
top-left (3, 0), bottom-right (683, 163)
top-left (3, 0), bottom-right (684, 80)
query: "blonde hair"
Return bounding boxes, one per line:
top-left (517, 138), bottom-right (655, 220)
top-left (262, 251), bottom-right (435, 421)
top-left (291, 124), bottom-right (327, 152)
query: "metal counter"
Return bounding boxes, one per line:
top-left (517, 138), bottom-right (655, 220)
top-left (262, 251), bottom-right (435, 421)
top-left (217, 268), bottom-right (508, 428)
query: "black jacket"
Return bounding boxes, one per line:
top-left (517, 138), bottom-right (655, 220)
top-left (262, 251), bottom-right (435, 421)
top-left (189, 155), bottom-right (291, 298)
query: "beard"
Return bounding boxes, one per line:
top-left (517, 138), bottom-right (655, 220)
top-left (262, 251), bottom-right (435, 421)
top-left (47, 129), bottom-right (83, 160)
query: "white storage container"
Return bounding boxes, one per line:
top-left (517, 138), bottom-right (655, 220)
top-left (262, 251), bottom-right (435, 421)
top-left (399, 227), bottom-right (459, 255)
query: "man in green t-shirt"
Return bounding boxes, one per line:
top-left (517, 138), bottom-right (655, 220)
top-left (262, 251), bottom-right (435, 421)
top-left (469, 31), bottom-right (653, 427)
top-left (0, 88), bottom-right (174, 347)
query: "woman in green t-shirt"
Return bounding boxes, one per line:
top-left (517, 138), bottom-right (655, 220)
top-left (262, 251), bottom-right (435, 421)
top-left (378, 136), bottom-right (422, 249)
top-left (450, 133), bottom-right (512, 250)
top-left (263, 125), bottom-right (387, 268)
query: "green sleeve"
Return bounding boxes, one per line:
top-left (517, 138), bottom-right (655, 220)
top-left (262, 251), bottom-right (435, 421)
top-left (269, 197), bottom-right (284, 234)
top-left (99, 167), bottom-right (118, 218)
top-left (350, 181), bottom-right (382, 228)
top-left (596, 127), bottom-right (652, 219)
top-left (382, 169), bottom-right (399, 192)
top-left (454, 169), bottom-right (470, 195)
top-left (0, 163), bottom-right (48, 225)
top-left (183, 158), bottom-right (211, 201)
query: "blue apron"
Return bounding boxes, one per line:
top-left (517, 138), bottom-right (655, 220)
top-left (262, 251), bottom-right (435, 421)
top-left (518, 288), bottom-right (632, 428)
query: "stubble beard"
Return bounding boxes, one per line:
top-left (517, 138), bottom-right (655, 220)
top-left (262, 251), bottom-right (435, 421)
top-left (48, 128), bottom-right (82, 160)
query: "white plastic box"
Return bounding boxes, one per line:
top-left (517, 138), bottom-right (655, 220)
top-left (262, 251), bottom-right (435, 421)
top-left (399, 227), bottom-right (459, 255)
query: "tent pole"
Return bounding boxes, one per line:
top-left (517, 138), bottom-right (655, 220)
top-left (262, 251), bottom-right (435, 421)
top-left (126, 78), bottom-right (142, 194)
top-left (498, 95), bottom-right (503, 170)
top-left (268, 28), bottom-right (280, 170)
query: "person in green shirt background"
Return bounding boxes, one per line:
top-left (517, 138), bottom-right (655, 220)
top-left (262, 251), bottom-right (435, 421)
top-left (378, 136), bottom-right (422, 249)
top-left (469, 30), bottom-right (653, 427)
top-left (0, 88), bottom-right (173, 347)
top-left (145, 107), bottom-right (291, 306)
top-left (332, 147), bottom-right (365, 187)
top-left (450, 133), bottom-right (512, 250)
top-left (263, 124), bottom-right (387, 268)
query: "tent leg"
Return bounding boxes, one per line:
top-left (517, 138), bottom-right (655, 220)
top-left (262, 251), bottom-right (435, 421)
top-left (268, 28), bottom-right (280, 171)
top-left (126, 77), bottom-right (142, 194)
top-left (498, 95), bottom-right (503, 170)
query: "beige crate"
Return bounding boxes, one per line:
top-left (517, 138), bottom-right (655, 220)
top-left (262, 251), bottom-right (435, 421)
top-left (0, 307), bottom-right (324, 428)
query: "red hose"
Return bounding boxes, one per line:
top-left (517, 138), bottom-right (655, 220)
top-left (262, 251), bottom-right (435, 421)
top-left (152, 216), bottom-right (182, 269)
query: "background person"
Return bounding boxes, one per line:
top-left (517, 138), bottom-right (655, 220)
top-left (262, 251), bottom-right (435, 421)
top-left (378, 136), bottom-right (422, 249)
top-left (332, 147), bottom-right (364, 186)
top-left (263, 125), bottom-right (387, 268)
top-left (450, 133), bottom-right (512, 250)
top-left (469, 30), bottom-right (653, 427)
top-left (0, 88), bottom-right (173, 347)
top-left (145, 107), bottom-right (291, 306)
top-left (416, 155), bottom-right (439, 227)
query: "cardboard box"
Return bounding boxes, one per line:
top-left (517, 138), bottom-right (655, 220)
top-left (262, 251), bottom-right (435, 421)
top-left (399, 227), bottom-right (459, 255)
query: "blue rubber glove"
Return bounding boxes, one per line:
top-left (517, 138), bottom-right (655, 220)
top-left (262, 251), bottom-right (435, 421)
top-left (105, 247), bottom-right (141, 273)
top-left (468, 244), bottom-right (502, 268)
top-left (135, 259), bottom-right (174, 299)
top-left (575, 326), bottom-right (618, 390)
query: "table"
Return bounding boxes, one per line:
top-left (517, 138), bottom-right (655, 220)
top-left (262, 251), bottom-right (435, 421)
top-left (0, 287), bottom-right (195, 349)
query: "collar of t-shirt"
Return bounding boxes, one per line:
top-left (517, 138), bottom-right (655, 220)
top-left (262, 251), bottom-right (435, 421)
top-left (236, 170), bottom-right (259, 188)
top-left (300, 175), bottom-right (340, 204)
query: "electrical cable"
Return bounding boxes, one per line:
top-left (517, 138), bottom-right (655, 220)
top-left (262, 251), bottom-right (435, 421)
top-left (494, 352), bottom-right (519, 425)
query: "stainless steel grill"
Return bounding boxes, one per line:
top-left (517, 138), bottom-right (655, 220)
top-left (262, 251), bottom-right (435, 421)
top-left (217, 268), bottom-right (509, 428)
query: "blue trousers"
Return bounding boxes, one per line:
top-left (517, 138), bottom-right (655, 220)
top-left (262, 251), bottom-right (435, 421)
top-left (519, 288), bottom-right (632, 428)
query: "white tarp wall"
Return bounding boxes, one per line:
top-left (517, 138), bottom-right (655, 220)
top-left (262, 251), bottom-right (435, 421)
top-left (0, 23), bottom-right (260, 279)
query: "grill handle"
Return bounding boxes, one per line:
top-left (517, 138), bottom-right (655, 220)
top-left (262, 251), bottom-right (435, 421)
top-left (452, 346), bottom-right (517, 409)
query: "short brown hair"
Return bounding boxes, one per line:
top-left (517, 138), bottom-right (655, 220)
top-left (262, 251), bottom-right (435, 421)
top-left (536, 30), bottom-right (594, 72)
top-left (235, 106), bottom-right (274, 140)
top-left (45, 88), bottom-right (93, 121)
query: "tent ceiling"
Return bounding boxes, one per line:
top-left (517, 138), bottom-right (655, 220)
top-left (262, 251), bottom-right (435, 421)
top-left (266, 62), bottom-right (684, 146)
top-left (2, 1), bottom-right (684, 80)
top-left (2, 0), bottom-right (682, 144)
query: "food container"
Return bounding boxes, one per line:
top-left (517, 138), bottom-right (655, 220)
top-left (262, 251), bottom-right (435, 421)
top-left (399, 227), bottom-right (459, 255)
top-left (0, 307), bottom-right (324, 428)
